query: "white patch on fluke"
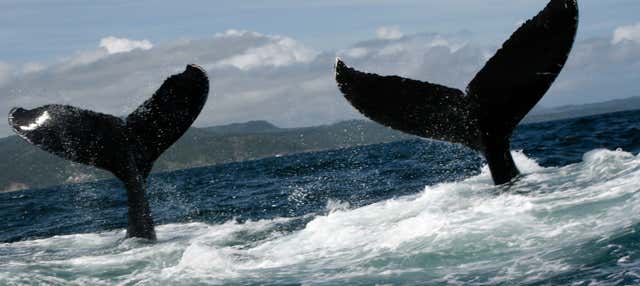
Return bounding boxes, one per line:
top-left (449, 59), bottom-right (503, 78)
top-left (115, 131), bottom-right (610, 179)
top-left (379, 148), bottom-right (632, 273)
top-left (19, 111), bottom-right (51, 131)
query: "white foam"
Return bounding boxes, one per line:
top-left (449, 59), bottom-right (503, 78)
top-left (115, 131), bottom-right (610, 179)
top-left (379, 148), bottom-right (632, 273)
top-left (2, 149), bottom-right (640, 284)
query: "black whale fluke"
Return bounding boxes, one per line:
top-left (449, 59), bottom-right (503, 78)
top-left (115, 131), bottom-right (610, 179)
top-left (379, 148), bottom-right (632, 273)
top-left (335, 0), bottom-right (578, 185)
top-left (8, 64), bottom-right (209, 240)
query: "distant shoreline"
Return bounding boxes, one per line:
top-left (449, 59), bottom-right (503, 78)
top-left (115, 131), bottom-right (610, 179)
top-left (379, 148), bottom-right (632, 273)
top-left (2, 96), bottom-right (639, 192)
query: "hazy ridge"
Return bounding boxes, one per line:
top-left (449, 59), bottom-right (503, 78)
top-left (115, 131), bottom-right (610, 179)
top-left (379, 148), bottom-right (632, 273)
top-left (2, 95), bottom-right (639, 191)
top-left (0, 120), bottom-right (411, 191)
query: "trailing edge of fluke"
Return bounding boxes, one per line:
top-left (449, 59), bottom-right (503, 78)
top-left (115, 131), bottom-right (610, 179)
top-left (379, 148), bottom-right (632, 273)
top-left (8, 64), bottom-right (209, 240)
top-left (335, 0), bottom-right (579, 185)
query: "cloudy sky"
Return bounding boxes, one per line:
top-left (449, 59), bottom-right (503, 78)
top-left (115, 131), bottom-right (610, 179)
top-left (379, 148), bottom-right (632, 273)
top-left (1, 0), bottom-right (639, 137)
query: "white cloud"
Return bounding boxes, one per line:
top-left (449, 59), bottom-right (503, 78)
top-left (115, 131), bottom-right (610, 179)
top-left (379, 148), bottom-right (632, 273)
top-left (343, 47), bottom-right (369, 59)
top-left (213, 29), bottom-right (260, 39)
top-left (376, 26), bottom-right (403, 40)
top-left (0, 31), bottom-right (333, 137)
top-left (99, 36), bottom-right (153, 54)
top-left (342, 33), bottom-right (480, 87)
top-left (426, 35), bottom-right (466, 52)
top-left (0, 62), bottom-right (47, 88)
top-left (0, 62), bottom-right (11, 87)
top-left (0, 62), bottom-right (11, 82)
top-left (57, 37), bottom-right (155, 69)
top-left (543, 26), bottom-right (640, 106)
top-left (378, 43), bottom-right (407, 56)
top-left (2, 27), bottom-right (640, 137)
top-left (216, 34), bottom-right (317, 70)
top-left (21, 63), bottom-right (45, 74)
top-left (612, 23), bottom-right (640, 44)
top-left (61, 49), bottom-right (108, 69)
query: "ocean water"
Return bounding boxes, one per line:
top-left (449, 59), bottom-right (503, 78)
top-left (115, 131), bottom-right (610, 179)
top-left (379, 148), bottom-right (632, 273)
top-left (2, 110), bottom-right (640, 285)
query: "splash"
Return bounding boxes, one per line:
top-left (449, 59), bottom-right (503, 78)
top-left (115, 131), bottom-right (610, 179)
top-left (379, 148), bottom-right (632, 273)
top-left (2, 149), bottom-right (640, 285)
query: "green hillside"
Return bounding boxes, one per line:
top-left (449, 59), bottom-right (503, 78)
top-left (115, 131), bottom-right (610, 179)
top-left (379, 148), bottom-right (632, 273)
top-left (0, 120), bottom-right (411, 191)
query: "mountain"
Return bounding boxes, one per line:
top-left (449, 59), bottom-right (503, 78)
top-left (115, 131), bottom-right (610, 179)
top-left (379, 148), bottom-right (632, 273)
top-left (3, 95), bottom-right (640, 192)
top-left (0, 120), bottom-right (411, 192)
top-left (203, 120), bottom-right (281, 135)
top-left (523, 96), bottom-right (640, 123)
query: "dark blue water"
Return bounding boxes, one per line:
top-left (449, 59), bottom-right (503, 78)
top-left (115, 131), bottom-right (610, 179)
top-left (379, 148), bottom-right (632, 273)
top-left (2, 110), bottom-right (640, 285)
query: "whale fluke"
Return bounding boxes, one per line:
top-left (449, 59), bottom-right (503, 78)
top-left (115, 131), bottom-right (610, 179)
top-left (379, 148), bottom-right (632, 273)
top-left (8, 64), bottom-right (209, 239)
top-left (335, 0), bottom-right (578, 185)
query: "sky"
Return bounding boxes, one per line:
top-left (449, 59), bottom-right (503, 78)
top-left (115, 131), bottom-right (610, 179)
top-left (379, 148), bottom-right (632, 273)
top-left (1, 0), bottom-right (639, 137)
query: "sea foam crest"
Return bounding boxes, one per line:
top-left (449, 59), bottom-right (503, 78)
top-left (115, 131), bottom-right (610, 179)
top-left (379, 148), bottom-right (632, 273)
top-left (2, 149), bottom-right (640, 285)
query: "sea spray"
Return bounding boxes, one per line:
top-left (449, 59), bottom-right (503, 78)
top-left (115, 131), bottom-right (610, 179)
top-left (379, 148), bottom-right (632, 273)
top-left (2, 149), bottom-right (640, 285)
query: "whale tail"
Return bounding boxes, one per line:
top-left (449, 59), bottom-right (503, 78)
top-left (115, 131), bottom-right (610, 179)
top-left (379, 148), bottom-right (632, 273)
top-left (335, 0), bottom-right (578, 185)
top-left (8, 64), bottom-right (209, 239)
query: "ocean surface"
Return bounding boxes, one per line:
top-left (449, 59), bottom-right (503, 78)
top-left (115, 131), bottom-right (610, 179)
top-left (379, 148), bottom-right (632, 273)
top-left (2, 110), bottom-right (640, 285)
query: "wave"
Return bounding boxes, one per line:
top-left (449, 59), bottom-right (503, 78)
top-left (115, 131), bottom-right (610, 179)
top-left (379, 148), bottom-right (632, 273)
top-left (2, 149), bottom-right (640, 285)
